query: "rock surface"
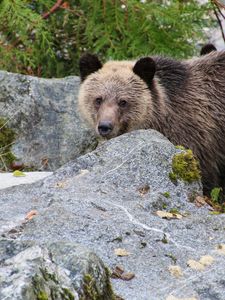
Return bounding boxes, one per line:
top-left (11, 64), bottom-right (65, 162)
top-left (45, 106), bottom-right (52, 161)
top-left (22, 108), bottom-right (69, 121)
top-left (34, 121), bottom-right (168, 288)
top-left (0, 240), bottom-right (113, 300)
top-left (1, 130), bottom-right (225, 300)
top-left (0, 172), bottom-right (52, 190)
top-left (0, 71), bottom-right (97, 171)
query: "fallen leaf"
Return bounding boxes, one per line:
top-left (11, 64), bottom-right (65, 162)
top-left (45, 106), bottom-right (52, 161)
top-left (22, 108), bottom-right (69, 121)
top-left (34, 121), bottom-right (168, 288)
top-left (156, 210), bottom-right (182, 220)
top-left (25, 210), bottom-right (38, 220)
top-left (114, 248), bottom-right (131, 257)
top-left (187, 254), bottom-right (214, 271)
top-left (120, 272), bottom-right (135, 281)
top-left (199, 255), bottom-right (214, 266)
top-left (168, 265), bottom-right (183, 278)
top-left (13, 170), bottom-right (26, 177)
top-left (187, 259), bottom-right (205, 270)
top-left (194, 195), bottom-right (208, 207)
top-left (111, 265), bottom-right (124, 278)
top-left (216, 244), bottom-right (225, 255)
top-left (111, 265), bottom-right (135, 281)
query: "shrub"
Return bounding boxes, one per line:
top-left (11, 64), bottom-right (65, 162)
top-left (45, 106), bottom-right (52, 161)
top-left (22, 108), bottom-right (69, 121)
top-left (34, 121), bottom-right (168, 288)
top-left (0, 0), bottom-right (215, 78)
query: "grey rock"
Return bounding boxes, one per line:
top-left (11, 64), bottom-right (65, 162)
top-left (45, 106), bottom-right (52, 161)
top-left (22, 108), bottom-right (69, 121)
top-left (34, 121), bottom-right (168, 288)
top-left (0, 240), bottom-right (113, 300)
top-left (1, 129), bottom-right (225, 300)
top-left (0, 71), bottom-right (97, 170)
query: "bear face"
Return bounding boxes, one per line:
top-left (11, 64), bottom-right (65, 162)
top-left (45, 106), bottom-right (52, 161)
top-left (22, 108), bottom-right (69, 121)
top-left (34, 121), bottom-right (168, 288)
top-left (78, 51), bottom-right (225, 195)
top-left (78, 54), bottom-right (156, 138)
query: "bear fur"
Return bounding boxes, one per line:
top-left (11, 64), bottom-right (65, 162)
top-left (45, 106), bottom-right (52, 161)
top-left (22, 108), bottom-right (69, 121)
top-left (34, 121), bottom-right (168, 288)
top-left (78, 52), bottom-right (225, 194)
top-left (200, 43), bottom-right (217, 56)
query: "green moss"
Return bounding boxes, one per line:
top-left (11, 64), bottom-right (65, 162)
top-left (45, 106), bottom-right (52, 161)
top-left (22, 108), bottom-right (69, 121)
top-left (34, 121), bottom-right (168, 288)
top-left (32, 268), bottom-right (75, 300)
top-left (162, 192), bottom-right (170, 198)
top-left (104, 267), bottom-right (115, 300)
top-left (169, 208), bottom-right (180, 214)
top-left (169, 172), bottom-right (177, 182)
top-left (40, 268), bottom-right (59, 284)
top-left (170, 149), bottom-right (201, 183)
top-left (32, 273), bottom-right (48, 300)
top-left (175, 145), bottom-right (186, 150)
top-left (82, 274), bottom-right (98, 300)
top-left (0, 117), bottom-right (17, 170)
top-left (209, 187), bottom-right (225, 213)
top-left (81, 269), bottom-right (115, 300)
top-left (61, 288), bottom-right (75, 300)
top-left (209, 211), bottom-right (222, 215)
top-left (210, 187), bottom-right (223, 203)
top-left (162, 203), bottom-right (167, 209)
top-left (37, 291), bottom-right (48, 300)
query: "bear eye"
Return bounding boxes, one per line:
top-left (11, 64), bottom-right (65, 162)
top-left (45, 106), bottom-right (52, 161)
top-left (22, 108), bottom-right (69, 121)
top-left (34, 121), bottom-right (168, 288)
top-left (95, 97), bottom-right (103, 106)
top-left (119, 100), bottom-right (127, 108)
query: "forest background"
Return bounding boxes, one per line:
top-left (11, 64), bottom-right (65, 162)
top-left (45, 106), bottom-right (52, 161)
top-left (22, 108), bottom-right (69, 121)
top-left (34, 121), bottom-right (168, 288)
top-left (0, 0), bottom-right (222, 78)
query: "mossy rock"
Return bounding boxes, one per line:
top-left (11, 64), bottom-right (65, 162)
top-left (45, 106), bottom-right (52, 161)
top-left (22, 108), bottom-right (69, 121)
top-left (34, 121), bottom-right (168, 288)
top-left (169, 149), bottom-right (201, 183)
top-left (81, 269), bottom-right (115, 300)
top-left (0, 118), bottom-right (16, 170)
top-left (32, 268), bottom-right (76, 300)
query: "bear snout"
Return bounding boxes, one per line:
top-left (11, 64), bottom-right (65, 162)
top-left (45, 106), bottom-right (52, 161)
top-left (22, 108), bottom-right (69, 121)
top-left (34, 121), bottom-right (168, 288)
top-left (98, 121), bottom-right (113, 137)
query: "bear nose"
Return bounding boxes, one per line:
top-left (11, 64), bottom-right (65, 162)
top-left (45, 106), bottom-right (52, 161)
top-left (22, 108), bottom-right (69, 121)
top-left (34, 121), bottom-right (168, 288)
top-left (98, 121), bottom-right (113, 136)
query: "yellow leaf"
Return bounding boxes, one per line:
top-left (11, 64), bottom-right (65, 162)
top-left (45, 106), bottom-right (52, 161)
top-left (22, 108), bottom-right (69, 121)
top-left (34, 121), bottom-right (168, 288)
top-left (25, 210), bottom-right (38, 220)
top-left (187, 255), bottom-right (214, 271)
top-left (187, 259), bottom-right (205, 271)
top-left (199, 255), bottom-right (214, 266)
top-left (114, 248), bottom-right (131, 257)
top-left (13, 170), bottom-right (26, 177)
top-left (156, 210), bottom-right (182, 220)
top-left (168, 265), bottom-right (183, 278)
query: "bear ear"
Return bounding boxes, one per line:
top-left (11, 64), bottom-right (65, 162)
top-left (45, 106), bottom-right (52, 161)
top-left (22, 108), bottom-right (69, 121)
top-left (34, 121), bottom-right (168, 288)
top-left (200, 43), bottom-right (217, 56)
top-left (79, 53), bottom-right (102, 81)
top-left (133, 57), bottom-right (156, 84)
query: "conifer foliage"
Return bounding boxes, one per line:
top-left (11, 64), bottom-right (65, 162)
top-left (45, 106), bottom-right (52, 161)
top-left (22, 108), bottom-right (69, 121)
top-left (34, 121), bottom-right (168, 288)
top-left (0, 0), bottom-right (215, 78)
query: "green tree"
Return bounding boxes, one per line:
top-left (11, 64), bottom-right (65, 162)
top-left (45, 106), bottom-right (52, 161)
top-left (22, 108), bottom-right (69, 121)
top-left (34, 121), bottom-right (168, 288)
top-left (0, 0), bottom-right (216, 78)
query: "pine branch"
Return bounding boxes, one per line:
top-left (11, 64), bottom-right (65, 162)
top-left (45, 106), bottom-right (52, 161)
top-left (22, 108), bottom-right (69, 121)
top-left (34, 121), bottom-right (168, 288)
top-left (213, 4), bottom-right (225, 43)
top-left (213, 0), bottom-right (225, 10)
top-left (216, 2), bottom-right (225, 19)
top-left (42, 0), bottom-right (63, 19)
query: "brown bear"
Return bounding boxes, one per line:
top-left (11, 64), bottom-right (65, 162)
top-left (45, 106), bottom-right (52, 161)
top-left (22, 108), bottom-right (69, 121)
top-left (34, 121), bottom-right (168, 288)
top-left (78, 52), bottom-right (225, 195)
